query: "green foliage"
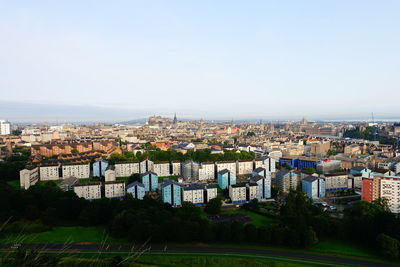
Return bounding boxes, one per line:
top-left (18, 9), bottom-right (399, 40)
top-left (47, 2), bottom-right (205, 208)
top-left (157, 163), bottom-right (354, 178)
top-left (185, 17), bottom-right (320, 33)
top-left (0, 147), bottom-right (30, 182)
top-left (343, 126), bottom-right (396, 145)
top-left (204, 197), bottom-right (222, 215)
top-left (71, 148), bottom-right (79, 154)
top-left (246, 131), bottom-right (255, 137)
top-left (302, 167), bottom-right (317, 174)
top-left (377, 233), bottom-right (400, 259)
top-left (242, 199), bottom-right (260, 212)
top-left (327, 149), bottom-right (337, 156)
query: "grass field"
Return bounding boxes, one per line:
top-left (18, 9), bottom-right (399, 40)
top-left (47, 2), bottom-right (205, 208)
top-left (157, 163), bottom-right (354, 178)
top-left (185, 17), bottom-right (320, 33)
top-left (311, 239), bottom-right (375, 258)
top-left (221, 209), bottom-right (277, 227)
top-left (6, 180), bottom-right (20, 189)
top-left (0, 226), bottom-right (122, 245)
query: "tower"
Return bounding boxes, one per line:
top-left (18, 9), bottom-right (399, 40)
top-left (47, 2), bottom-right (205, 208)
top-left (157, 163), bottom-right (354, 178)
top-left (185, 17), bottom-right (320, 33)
top-left (173, 113), bottom-right (177, 124)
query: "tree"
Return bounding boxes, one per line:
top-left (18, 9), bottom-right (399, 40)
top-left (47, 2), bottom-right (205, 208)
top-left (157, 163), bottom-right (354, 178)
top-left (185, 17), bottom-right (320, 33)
top-left (204, 198), bottom-right (222, 215)
top-left (71, 148), bottom-right (78, 154)
top-left (302, 167), bottom-right (317, 174)
top-left (377, 233), bottom-right (400, 259)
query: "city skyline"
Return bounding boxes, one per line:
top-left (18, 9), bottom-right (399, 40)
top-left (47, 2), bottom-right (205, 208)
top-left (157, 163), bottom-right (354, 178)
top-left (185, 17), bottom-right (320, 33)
top-left (1, 1), bottom-right (400, 121)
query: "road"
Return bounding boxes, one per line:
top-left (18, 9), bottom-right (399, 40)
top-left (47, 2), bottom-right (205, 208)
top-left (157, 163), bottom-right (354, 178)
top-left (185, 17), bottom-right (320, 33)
top-left (0, 243), bottom-right (398, 267)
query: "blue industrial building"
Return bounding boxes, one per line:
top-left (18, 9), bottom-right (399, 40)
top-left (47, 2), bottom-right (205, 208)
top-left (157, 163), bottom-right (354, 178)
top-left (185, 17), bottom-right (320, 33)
top-left (302, 175), bottom-right (325, 198)
top-left (141, 171), bottom-right (158, 192)
top-left (93, 159), bottom-right (108, 177)
top-left (217, 169), bottom-right (236, 189)
top-left (279, 157), bottom-right (298, 169)
top-left (126, 181), bottom-right (146, 200)
top-left (161, 180), bottom-right (182, 207)
top-left (297, 158), bottom-right (319, 170)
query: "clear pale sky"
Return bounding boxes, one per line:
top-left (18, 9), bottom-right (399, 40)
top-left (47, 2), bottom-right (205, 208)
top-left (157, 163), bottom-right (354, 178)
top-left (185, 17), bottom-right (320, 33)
top-left (1, 1), bottom-right (399, 122)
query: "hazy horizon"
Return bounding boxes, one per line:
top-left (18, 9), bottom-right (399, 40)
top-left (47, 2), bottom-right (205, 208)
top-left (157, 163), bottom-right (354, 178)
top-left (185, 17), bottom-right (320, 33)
top-left (1, 1), bottom-right (399, 122)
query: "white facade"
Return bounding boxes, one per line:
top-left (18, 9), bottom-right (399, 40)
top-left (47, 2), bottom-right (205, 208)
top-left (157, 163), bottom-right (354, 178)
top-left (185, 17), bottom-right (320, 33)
top-left (105, 181), bottom-right (126, 198)
top-left (216, 161), bottom-right (236, 175)
top-left (247, 184), bottom-right (258, 200)
top-left (115, 162), bottom-right (140, 177)
top-left (153, 162), bottom-right (170, 177)
top-left (105, 169), bottom-right (116, 182)
top-left (229, 185), bottom-right (247, 203)
top-left (171, 162), bottom-right (181, 176)
top-left (262, 157), bottom-right (276, 173)
top-left (139, 159), bottom-right (154, 173)
top-left (73, 183), bottom-right (101, 200)
top-left (198, 163), bottom-right (215, 180)
top-left (205, 187), bottom-right (218, 202)
top-left (19, 167), bottom-right (39, 189)
top-left (237, 160), bottom-right (254, 175)
top-left (323, 174), bottom-right (348, 191)
top-left (0, 120), bottom-right (11, 135)
top-left (182, 188), bottom-right (204, 204)
top-left (62, 163), bottom-right (90, 179)
top-left (380, 177), bottom-right (400, 213)
top-left (39, 165), bottom-right (60, 181)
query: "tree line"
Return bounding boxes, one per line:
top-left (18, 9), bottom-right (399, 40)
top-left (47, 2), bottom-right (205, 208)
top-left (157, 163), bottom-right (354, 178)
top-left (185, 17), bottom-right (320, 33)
top-left (1, 181), bottom-right (400, 259)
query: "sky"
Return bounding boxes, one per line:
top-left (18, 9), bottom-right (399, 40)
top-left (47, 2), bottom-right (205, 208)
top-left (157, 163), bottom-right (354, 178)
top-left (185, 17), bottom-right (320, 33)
top-left (0, 0), bottom-right (399, 122)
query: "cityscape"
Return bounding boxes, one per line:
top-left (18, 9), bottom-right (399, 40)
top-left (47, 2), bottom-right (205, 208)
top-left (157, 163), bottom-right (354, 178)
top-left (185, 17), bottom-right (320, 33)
top-left (1, 1), bottom-right (400, 266)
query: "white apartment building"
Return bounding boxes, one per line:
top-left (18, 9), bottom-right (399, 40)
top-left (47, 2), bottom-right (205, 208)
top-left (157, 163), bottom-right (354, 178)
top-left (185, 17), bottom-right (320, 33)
top-left (62, 163), bottom-right (90, 179)
top-left (198, 162), bottom-right (215, 180)
top-left (171, 161), bottom-right (181, 176)
top-left (73, 182), bottom-right (101, 200)
top-left (115, 162), bottom-right (140, 177)
top-left (229, 184), bottom-right (247, 203)
top-left (40, 165), bottom-right (60, 181)
top-left (139, 159), bottom-right (154, 173)
top-left (380, 177), bottom-right (400, 213)
top-left (182, 185), bottom-right (204, 205)
top-left (322, 173), bottom-right (348, 192)
top-left (105, 169), bottom-right (116, 182)
top-left (19, 167), bottom-right (39, 189)
top-left (204, 185), bottom-right (218, 202)
top-left (153, 162), bottom-right (170, 177)
top-left (254, 159), bottom-right (264, 169)
top-left (237, 160), bottom-right (254, 175)
top-left (262, 157), bottom-right (276, 173)
top-left (105, 181), bottom-right (126, 198)
top-left (0, 120), bottom-right (11, 135)
top-left (216, 161), bottom-right (236, 175)
top-left (247, 183), bottom-right (258, 200)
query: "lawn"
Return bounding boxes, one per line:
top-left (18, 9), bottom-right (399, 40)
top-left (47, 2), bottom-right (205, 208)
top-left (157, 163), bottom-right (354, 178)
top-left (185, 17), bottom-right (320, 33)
top-left (0, 226), bottom-right (122, 245)
top-left (6, 180), bottom-right (20, 189)
top-left (221, 209), bottom-right (277, 227)
top-left (311, 239), bottom-right (376, 258)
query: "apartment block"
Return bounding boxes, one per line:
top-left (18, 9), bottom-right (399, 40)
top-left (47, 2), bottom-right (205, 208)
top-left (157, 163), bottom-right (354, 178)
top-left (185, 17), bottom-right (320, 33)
top-left (114, 162), bottom-right (140, 177)
top-left (198, 162), bottom-right (215, 180)
top-left (39, 165), bottom-right (60, 181)
top-left (237, 160), bottom-right (254, 175)
top-left (126, 181), bottom-right (145, 200)
top-left (249, 175), bottom-right (271, 199)
top-left (204, 184), bottom-right (218, 202)
top-left (246, 183), bottom-right (258, 201)
top-left (19, 166), bottom-right (39, 189)
top-left (182, 184), bottom-right (204, 205)
top-left (217, 169), bottom-right (236, 190)
top-left (73, 182), bottom-right (101, 200)
top-left (215, 161), bottom-right (236, 175)
top-left (229, 184), bottom-right (247, 203)
top-left (62, 163), bottom-right (90, 179)
top-left (153, 162), bottom-right (171, 177)
top-left (105, 180), bottom-right (126, 198)
top-left (161, 180), bottom-right (181, 207)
